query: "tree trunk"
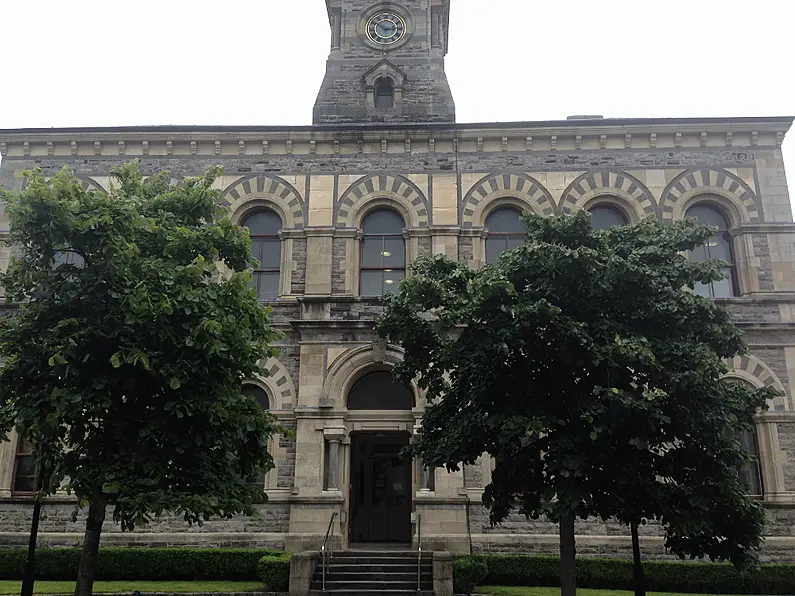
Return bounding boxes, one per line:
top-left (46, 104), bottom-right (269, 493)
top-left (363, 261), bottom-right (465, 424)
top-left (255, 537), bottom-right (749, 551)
top-left (631, 521), bottom-right (646, 596)
top-left (73, 501), bottom-right (106, 596)
top-left (560, 515), bottom-right (577, 596)
top-left (20, 463), bottom-right (46, 596)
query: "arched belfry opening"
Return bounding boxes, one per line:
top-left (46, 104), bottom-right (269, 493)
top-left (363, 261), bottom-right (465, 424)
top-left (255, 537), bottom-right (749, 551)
top-left (374, 78), bottom-right (395, 109)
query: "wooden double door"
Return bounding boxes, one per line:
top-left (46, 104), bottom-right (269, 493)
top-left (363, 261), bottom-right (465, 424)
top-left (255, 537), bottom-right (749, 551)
top-left (350, 432), bottom-right (412, 543)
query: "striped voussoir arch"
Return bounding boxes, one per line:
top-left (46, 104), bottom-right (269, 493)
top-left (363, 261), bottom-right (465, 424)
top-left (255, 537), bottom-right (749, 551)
top-left (222, 175), bottom-right (305, 228)
top-left (461, 173), bottom-right (554, 226)
top-left (661, 169), bottom-right (760, 223)
top-left (727, 354), bottom-right (788, 410)
top-left (264, 357), bottom-right (297, 409)
top-left (30, 174), bottom-right (108, 194)
top-left (559, 170), bottom-right (656, 217)
top-left (336, 174), bottom-right (428, 228)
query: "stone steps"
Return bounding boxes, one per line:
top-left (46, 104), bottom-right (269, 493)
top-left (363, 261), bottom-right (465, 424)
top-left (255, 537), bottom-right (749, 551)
top-left (311, 549), bottom-right (433, 594)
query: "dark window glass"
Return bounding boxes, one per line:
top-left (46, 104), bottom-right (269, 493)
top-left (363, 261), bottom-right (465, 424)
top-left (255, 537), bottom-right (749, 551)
top-left (52, 250), bottom-right (85, 269)
top-left (348, 370), bottom-right (415, 410)
top-left (13, 436), bottom-right (35, 494)
top-left (375, 78), bottom-right (394, 109)
top-left (360, 209), bottom-right (405, 296)
top-left (590, 205), bottom-right (628, 230)
top-left (243, 384), bottom-right (271, 411)
top-left (737, 428), bottom-right (763, 495)
top-left (686, 204), bottom-right (737, 298)
top-left (242, 385), bottom-right (271, 490)
top-left (242, 210), bottom-right (282, 301)
top-left (485, 207), bottom-right (526, 264)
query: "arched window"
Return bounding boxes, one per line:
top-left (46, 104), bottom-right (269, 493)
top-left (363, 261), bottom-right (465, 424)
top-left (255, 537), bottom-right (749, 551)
top-left (13, 436), bottom-right (35, 494)
top-left (485, 207), bottom-right (526, 264)
top-left (242, 210), bottom-right (282, 301)
top-left (375, 78), bottom-right (395, 109)
top-left (738, 428), bottom-right (763, 496)
top-left (243, 384), bottom-right (271, 411)
top-left (589, 204), bottom-right (628, 230)
top-left (361, 209), bottom-right (406, 296)
top-left (685, 204), bottom-right (736, 298)
top-left (725, 378), bottom-right (763, 496)
top-left (348, 370), bottom-right (414, 410)
top-left (242, 384), bottom-right (272, 491)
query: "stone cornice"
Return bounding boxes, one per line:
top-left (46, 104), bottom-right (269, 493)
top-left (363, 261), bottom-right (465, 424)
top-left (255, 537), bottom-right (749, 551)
top-left (732, 223), bottom-right (795, 236)
top-left (0, 117), bottom-right (790, 159)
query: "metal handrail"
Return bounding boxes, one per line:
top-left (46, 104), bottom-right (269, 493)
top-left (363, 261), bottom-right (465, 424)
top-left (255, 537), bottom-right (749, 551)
top-left (321, 511), bottom-right (337, 592)
top-left (416, 513), bottom-right (422, 592)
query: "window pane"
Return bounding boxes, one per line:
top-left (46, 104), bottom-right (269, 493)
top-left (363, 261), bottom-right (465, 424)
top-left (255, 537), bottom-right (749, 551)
top-left (362, 237), bottom-right (385, 268)
top-left (361, 270), bottom-right (383, 296)
top-left (348, 370), bottom-right (414, 410)
top-left (243, 385), bottom-right (271, 410)
top-left (506, 235), bottom-right (525, 251)
top-left (257, 272), bottom-right (280, 301)
top-left (259, 239), bottom-right (281, 269)
top-left (689, 243), bottom-right (708, 264)
top-left (363, 210), bottom-right (404, 235)
top-left (708, 234), bottom-right (733, 263)
top-left (383, 237), bottom-right (405, 267)
top-left (243, 211), bottom-right (281, 235)
top-left (13, 455), bottom-right (35, 493)
top-left (737, 430), bottom-right (762, 495)
top-left (686, 204), bottom-right (729, 230)
top-left (713, 269), bottom-right (735, 298)
top-left (486, 208), bottom-right (525, 234)
top-left (383, 269), bottom-right (404, 294)
top-left (590, 205), bottom-right (628, 230)
top-left (693, 282), bottom-right (712, 298)
top-left (486, 237), bottom-right (506, 265)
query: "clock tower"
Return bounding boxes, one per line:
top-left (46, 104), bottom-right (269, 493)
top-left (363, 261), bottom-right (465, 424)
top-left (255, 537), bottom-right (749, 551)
top-left (313, 0), bottom-right (456, 125)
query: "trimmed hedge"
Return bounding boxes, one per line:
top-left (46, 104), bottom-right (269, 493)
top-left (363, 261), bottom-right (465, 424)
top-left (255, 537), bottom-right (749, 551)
top-left (455, 554), bottom-right (795, 595)
top-left (453, 556), bottom-right (488, 595)
top-left (257, 555), bottom-right (290, 592)
top-left (0, 547), bottom-right (285, 581)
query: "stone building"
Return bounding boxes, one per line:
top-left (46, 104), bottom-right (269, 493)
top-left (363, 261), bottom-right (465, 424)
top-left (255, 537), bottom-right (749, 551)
top-left (1, 0), bottom-right (795, 560)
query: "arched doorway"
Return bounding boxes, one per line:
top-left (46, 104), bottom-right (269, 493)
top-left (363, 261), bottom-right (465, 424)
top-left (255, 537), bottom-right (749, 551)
top-left (348, 371), bottom-right (414, 544)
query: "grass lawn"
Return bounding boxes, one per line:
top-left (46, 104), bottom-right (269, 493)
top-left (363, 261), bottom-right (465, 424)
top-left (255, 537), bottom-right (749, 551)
top-left (0, 581), bottom-right (265, 595)
top-left (479, 588), bottom-right (746, 596)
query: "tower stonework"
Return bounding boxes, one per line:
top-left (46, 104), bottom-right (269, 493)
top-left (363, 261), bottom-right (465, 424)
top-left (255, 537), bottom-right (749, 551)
top-left (313, 0), bottom-right (455, 125)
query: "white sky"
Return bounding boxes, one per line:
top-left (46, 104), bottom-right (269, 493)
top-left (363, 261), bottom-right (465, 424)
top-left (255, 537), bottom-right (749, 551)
top-left (0, 0), bottom-right (793, 206)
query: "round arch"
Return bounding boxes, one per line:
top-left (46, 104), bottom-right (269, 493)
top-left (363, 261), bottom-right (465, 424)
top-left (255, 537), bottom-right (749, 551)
top-left (244, 357), bottom-right (297, 410)
top-left (320, 344), bottom-right (422, 409)
top-left (462, 173), bottom-right (554, 227)
top-left (336, 174), bottom-right (429, 229)
top-left (726, 353), bottom-right (788, 410)
top-left (222, 175), bottom-right (305, 229)
top-left (560, 171), bottom-right (654, 222)
top-left (662, 169), bottom-right (760, 225)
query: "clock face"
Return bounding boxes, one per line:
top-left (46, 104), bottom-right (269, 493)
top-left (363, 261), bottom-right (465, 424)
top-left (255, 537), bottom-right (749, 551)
top-left (366, 12), bottom-right (407, 46)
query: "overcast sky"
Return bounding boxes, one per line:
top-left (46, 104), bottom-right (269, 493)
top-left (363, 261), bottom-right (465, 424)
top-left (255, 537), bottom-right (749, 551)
top-left (1, 0), bottom-right (793, 208)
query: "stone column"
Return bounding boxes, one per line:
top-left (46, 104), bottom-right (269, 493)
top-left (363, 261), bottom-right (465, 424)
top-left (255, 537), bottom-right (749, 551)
top-left (323, 427), bottom-right (346, 491)
top-left (328, 440), bottom-right (340, 490)
top-left (420, 461), bottom-right (434, 492)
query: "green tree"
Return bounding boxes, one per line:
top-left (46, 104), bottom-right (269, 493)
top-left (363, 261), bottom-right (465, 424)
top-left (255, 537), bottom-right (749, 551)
top-left (0, 164), bottom-right (281, 596)
top-left (377, 211), bottom-right (773, 596)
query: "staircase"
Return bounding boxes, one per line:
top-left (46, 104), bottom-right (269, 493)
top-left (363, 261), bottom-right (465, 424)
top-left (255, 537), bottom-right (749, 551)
top-left (310, 549), bottom-right (434, 595)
